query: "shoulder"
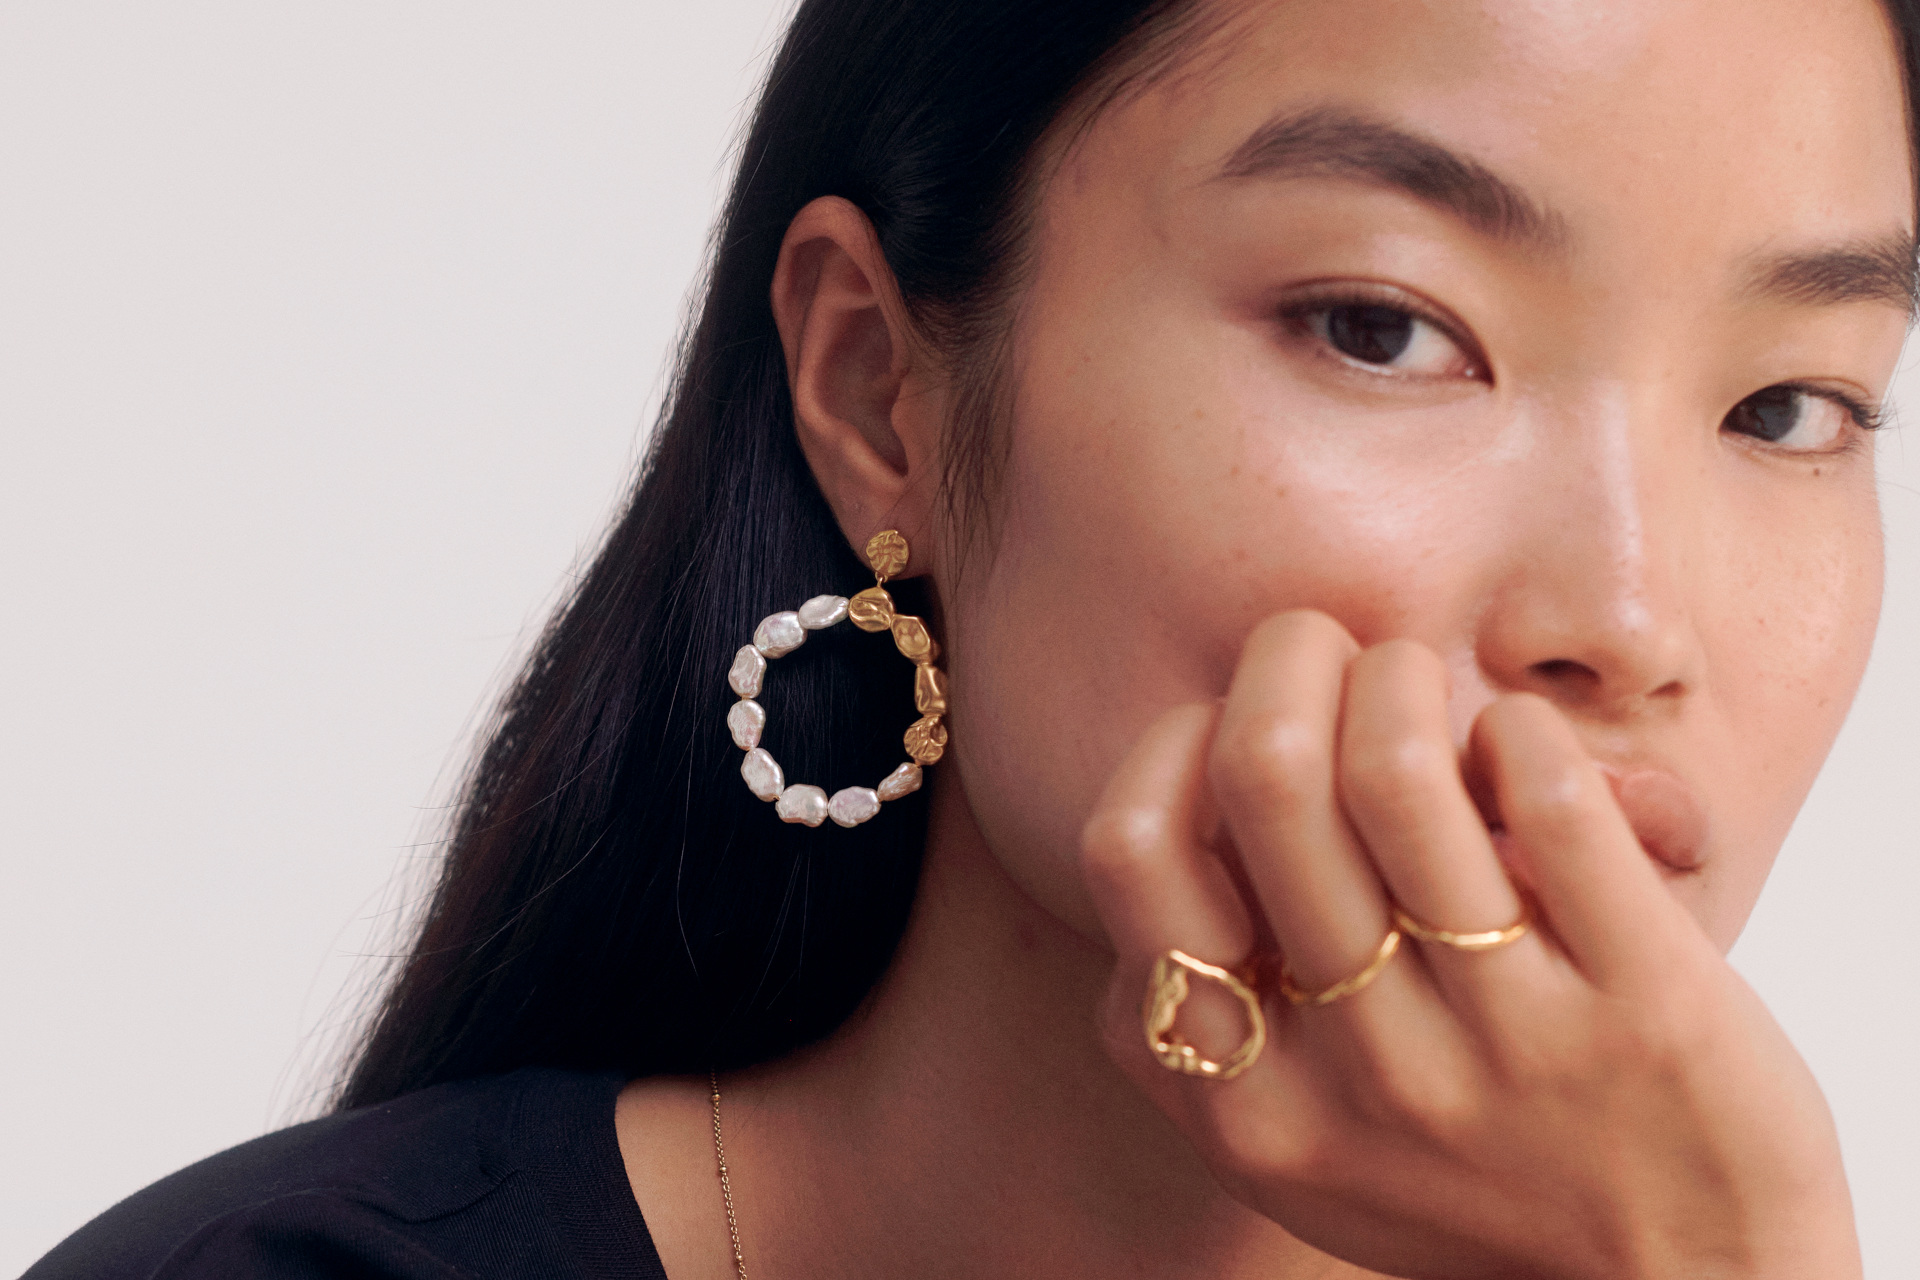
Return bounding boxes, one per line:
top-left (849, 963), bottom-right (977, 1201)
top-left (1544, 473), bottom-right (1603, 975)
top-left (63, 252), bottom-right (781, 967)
top-left (25, 1068), bottom-right (666, 1280)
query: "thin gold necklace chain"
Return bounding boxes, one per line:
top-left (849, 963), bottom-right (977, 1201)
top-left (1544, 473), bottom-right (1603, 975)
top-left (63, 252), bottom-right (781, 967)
top-left (709, 1070), bottom-right (749, 1279)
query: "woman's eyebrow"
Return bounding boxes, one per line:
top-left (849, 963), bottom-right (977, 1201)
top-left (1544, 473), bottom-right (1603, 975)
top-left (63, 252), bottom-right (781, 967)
top-left (1741, 236), bottom-right (1919, 315)
top-left (1214, 106), bottom-right (1568, 250)
top-left (1216, 107), bottom-right (1917, 318)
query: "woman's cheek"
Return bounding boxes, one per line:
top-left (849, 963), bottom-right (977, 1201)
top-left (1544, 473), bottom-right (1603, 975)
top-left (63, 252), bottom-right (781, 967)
top-left (1689, 465), bottom-right (1883, 945)
top-left (941, 468), bottom-right (1231, 938)
top-left (942, 389), bottom-right (1480, 936)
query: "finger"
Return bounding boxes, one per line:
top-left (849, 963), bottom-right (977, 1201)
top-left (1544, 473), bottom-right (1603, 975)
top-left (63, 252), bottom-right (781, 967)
top-left (1338, 641), bottom-right (1529, 946)
top-left (1081, 700), bottom-right (1256, 990)
top-left (1208, 611), bottom-right (1397, 994)
top-left (1471, 694), bottom-right (1697, 990)
top-left (1082, 702), bottom-right (1325, 1160)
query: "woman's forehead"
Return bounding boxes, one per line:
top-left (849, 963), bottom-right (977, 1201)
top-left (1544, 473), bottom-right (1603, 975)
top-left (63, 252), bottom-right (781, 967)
top-left (1060, 0), bottom-right (1913, 249)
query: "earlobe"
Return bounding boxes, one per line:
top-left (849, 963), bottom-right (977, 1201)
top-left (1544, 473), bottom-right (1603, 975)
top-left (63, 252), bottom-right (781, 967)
top-left (771, 196), bottom-right (942, 568)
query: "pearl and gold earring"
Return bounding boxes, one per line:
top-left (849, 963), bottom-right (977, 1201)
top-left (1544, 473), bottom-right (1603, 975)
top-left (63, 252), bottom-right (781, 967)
top-left (725, 530), bottom-right (948, 827)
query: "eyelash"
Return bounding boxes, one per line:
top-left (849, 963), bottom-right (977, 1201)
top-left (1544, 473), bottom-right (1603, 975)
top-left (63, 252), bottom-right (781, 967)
top-left (1281, 290), bottom-right (1888, 437)
top-left (1803, 385), bottom-right (1887, 433)
top-left (1279, 286), bottom-right (1485, 376)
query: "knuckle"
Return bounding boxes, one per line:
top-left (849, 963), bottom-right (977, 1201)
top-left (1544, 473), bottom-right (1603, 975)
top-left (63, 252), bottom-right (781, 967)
top-left (1200, 1103), bottom-right (1269, 1173)
top-left (1488, 990), bottom-right (1707, 1099)
top-left (1615, 984), bottom-right (1713, 1073)
top-left (1575, 1019), bottom-right (1681, 1104)
top-left (1212, 714), bottom-right (1329, 812)
top-left (1504, 765), bottom-right (1599, 835)
top-left (1341, 733), bottom-right (1456, 816)
top-left (1079, 805), bottom-right (1173, 880)
top-left (1200, 1101), bottom-right (1329, 1188)
top-left (1347, 1052), bottom-right (1481, 1145)
top-left (1485, 1019), bottom-right (1574, 1092)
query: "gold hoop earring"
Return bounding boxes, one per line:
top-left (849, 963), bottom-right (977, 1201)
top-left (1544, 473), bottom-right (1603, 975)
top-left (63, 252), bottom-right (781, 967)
top-left (726, 530), bottom-right (949, 827)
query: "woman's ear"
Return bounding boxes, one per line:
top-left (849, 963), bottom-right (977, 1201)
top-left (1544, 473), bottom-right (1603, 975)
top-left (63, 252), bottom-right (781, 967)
top-left (770, 196), bottom-right (944, 563)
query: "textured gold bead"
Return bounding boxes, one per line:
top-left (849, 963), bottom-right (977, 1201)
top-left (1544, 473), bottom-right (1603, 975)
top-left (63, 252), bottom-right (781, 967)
top-left (891, 615), bottom-right (938, 663)
top-left (847, 586), bottom-right (895, 632)
top-left (865, 530), bottom-right (910, 581)
top-left (904, 715), bottom-right (948, 764)
top-left (914, 665), bottom-right (948, 716)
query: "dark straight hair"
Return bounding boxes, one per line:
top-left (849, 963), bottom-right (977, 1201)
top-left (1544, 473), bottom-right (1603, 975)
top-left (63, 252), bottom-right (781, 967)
top-left (336, 0), bottom-right (1920, 1111)
top-left (336, 0), bottom-right (1202, 1109)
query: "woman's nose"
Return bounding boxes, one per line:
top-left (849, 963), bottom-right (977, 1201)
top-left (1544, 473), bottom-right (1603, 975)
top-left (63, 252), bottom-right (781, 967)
top-left (1473, 398), bottom-right (1706, 719)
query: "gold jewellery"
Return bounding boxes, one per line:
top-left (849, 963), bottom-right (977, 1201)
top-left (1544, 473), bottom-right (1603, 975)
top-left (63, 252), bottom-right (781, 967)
top-left (1393, 900), bottom-right (1532, 952)
top-left (1144, 900), bottom-right (1529, 1081)
top-left (726, 530), bottom-right (948, 826)
top-left (1276, 928), bottom-right (1403, 1007)
top-left (710, 1071), bottom-right (749, 1280)
top-left (1143, 950), bottom-right (1268, 1080)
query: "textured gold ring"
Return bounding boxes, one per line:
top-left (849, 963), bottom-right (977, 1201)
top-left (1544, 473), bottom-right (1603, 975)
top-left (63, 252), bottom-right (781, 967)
top-left (1392, 900), bottom-right (1531, 952)
top-left (1143, 950), bottom-right (1266, 1081)
top-left (1277, 928), bottom-right (1402, 1007)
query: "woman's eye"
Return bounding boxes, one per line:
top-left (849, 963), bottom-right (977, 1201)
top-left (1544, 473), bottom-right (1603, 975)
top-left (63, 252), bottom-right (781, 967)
top-left (1721, 386), bottom-right (1858, 451)
top-left (1301, 303), bottom-right (1474, 377)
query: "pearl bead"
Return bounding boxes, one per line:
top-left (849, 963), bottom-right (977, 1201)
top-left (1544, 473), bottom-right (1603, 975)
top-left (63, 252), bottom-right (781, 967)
top-left (828, 787), bottom-right (881, 828)
top-left (731, 552), bottom-right (947, 825)
top-left (876, 761), bottom-right (922, 801)
top-left (740, 748), bottom-right (784, 802)
top-left (728, 645), bottom-right (766, 698)
top-left (754, 611), bottom-right (807, 658)
top-left (797, 594), bottom-right (849, 629)
top-left (776, 783), bottom-right (829, 827)
top-left (727, 700), bottom-right (765, 750)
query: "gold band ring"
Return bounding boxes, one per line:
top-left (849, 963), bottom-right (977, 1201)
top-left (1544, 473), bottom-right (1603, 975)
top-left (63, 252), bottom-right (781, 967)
top-left (1277, 928), bottom-right (1402, 1007)
top-left (1143, 950), bottom-right (1267, 1081)
top-left (1392, 900), bottom-right (1531, 952)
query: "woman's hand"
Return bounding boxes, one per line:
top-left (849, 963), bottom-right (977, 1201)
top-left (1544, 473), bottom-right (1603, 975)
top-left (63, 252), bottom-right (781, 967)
top-left (1079, 610), bottom-right (1859, 1280)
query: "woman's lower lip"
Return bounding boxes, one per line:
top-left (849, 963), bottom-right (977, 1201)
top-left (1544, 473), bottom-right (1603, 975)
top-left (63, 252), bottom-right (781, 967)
top-left (1474, 767), bottom-right (1704, 875)
top-left (1604, 766), bottom-right (1709, 871)
top-left (1464, 756), bottom-right (1706, 872)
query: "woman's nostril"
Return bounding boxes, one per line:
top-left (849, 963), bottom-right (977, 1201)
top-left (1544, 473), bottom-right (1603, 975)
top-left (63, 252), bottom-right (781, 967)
top-left (1524, 661), bottom-right (1688, 705)
top-left (1531, 658), bottom-right (1599, 688)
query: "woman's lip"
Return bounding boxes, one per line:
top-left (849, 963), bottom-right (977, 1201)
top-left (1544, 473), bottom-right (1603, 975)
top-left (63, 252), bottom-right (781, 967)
top-left (1461, 753), bottom-right (1707, 872)
top-left (1600, 765), bottom-right (1709, 872)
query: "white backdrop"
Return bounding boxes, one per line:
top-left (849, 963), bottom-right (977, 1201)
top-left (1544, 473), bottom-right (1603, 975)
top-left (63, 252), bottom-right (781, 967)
top-left (1, 3), bottom-right (1914, 1276)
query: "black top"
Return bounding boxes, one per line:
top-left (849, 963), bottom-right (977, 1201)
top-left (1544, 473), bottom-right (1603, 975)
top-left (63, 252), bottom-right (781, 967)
top-left (24, 1068), bottom-right (671, 1280)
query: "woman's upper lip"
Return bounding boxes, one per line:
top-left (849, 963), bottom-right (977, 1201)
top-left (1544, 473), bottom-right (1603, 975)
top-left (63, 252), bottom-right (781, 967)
top-left (1599, 764), bottom-right (1709, 871)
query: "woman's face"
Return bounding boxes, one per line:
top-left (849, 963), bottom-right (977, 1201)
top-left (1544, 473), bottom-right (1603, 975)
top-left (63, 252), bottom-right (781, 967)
top-left (940, 0), bottom-right (1912, 949)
